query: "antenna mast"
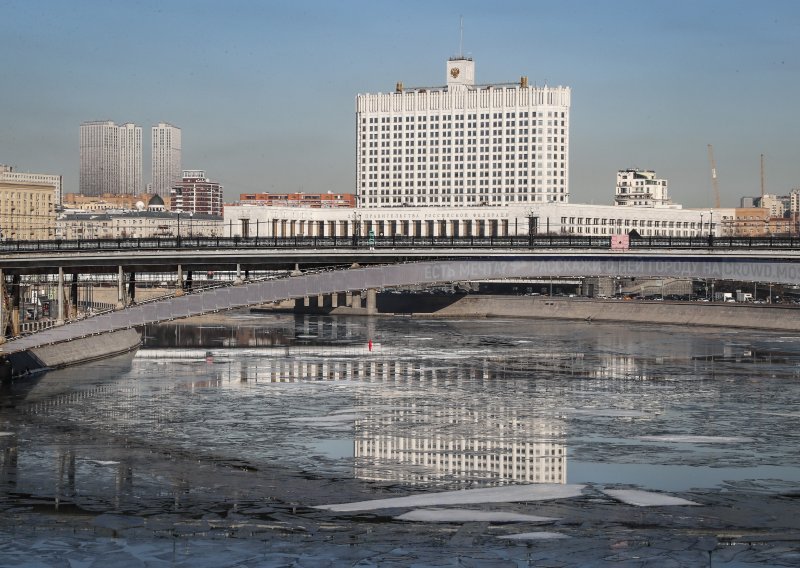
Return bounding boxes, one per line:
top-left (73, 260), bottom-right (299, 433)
top-left (459, 16), bottom-right (463, 57)
top-left (760, 153), bottom-right (765, 198)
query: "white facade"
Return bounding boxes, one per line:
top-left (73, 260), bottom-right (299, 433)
top-left (0, 165), bottom-right (63, 206)
top-left (80, 121), bottom-right (143, 196)
top-left (151, 122), bottom-right (182, 197)
top-left (80, 121), bottom-right (119, 196)
top-left (356, 58), bottom-right (570, 208)
top-left (224, 203), bottom-right (718, 239)
top-left (614, 169), bottom-right (670, 207)
top-left (56, 210), bottom-right (222, 239)
top-left (118, 123), bottom-right (143, 195)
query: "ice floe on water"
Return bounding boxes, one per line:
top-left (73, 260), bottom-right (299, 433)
top-left (498, 532), bottom-right (570, 540)
top-left (569, 408), bottom-right (650, 417)
top-left (316, 483), bottom-right (585, 512)
top-left (288, 413), bottom-right (363, 423)
top-left (602, 489), bottom-right (700, 506)
top-left (395, 509), bottom-right (559, 523)
top-left (639, 435), bottom-right (753, 444)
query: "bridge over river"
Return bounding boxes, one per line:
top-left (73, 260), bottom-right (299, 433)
top-left (2, 236), bottom-right (800, 359)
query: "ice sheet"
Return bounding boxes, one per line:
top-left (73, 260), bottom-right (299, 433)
top-left (395, 509), bottom-right (559, 523)
top-left (639, 435), bottom-right (752, 444)
top-left (602, 489), bottom-right (700, 506)
top-left (316, 484), bottom-right (585, 512)
top-left (498, 532), bottom-right (570, 540)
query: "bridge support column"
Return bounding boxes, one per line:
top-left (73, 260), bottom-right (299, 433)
top-left (128, 272), bottom-right (136, 305)
top-left (331, 293), bottom-right (338, 308)
top-left (0, 269), bottom-right (4, 344)
top-left (56, 267), bottom-right (65, 325)
top-left (11, 275), bottom-right (20, 337)
top-left (117, 266), bottom-right (126, 308)
top-left (345, 292), bottom-right (353, 307)
top-left (291, 263), bottom-right (302, 276)
top-left (70, 273), bottom-right (78, 319)
top-left (303, 296), bottom-right (310, 307)
top-left (317, 294), bottom-right (325, 309)
top-left (234, 264), bottom-right (243, 285)
top-left (175, 265), bottom-right (184, 297)
top-left (366, 288), bottom-right (377, 315)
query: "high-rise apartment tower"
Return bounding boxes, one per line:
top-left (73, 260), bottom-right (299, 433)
top-left (79, 121), bottom-right (142, 196)
top-left (151, 123), bottom-right (182, 197)
top-left (356, 57), bottom-right (571, 208)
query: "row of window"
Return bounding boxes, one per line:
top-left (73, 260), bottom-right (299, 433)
top-left (363, 111), bottom-right (567, 122)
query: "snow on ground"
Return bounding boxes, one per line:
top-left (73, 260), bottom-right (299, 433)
top-left (603, 489), bottom-right (700, 506)
top-left (316, 483), bottom-right (585, 512)
top-left (395, 509), bottom-right (559, 523)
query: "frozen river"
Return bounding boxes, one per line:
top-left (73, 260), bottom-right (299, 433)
top-left (1, 312), bottom-right (799, 566)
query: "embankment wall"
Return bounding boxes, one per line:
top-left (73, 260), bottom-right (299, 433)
top-left (419, 296), bottom-right (800, 331)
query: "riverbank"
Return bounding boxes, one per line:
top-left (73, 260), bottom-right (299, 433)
top-left (278, 293), bottom-right (800, 332)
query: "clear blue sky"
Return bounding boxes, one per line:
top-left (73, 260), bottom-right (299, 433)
top-left (2, 0), bottom-right (799, 207)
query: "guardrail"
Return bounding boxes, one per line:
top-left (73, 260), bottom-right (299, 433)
top-left (1, 234), bottom-right (799, 254)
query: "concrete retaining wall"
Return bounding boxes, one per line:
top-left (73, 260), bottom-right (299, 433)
top-left (423, 296), bottom-right (800, 331)
top-left (26, 328), bottom-right (141, 372)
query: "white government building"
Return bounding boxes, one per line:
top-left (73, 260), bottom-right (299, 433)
top-left (225, 57), bottom-right (721, 239)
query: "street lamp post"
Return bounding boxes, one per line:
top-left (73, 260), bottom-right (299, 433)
top-left (699, 213), bottom-right (704, 239)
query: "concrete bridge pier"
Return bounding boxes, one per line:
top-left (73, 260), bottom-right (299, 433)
top-left (56, 267), bottom-right (65, 325)
top-left (0, 269), bottom-right (4, 344)
top-left (116, 266), bottom-right (126, 308)
top-left (70, 273), bottom-right (78, 319)
top-left (234, 264), bottom-right (243, 285)
top-left (366, 288), bottom-right (377, 315)
top-left (128, 272), bottom-right (136, 305)
top-left (10, 275), bottom-right (20, 337)
top-left (175, 265), bottom-right (184, 297)
top-left (330, 292), bottom-right (339, 308)
top-left (317, 294), bottom-right (325, 309)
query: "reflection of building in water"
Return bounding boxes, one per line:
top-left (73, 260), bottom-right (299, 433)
top-left (353, 404), bottom-right (566, 486)
top-left (226, 355), bottom-right (566, 486)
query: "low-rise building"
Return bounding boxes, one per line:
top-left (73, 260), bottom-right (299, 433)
top-left (0, 165), bottom-right (63, 206)
top-left (224, 202), bottom-right (721, 239)
top-left (170, 170), bottom-right (223, 215)
top-left (238, 192), bottom-right (356, 208)
top-left (614, 169), bottom-right (670, 207)
top-left (56, 210), bottom-right (223, 240)
top-left (0, 180), bottom-right (56, 240)
top-left (63, 192), bottom-right (173, 211)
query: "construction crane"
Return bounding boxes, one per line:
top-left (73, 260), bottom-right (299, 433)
top-left (707, 144), bottom-right (721, 208)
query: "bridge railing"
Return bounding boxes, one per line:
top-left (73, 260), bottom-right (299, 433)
top-left (1, 235), bottom-right (800, 253)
